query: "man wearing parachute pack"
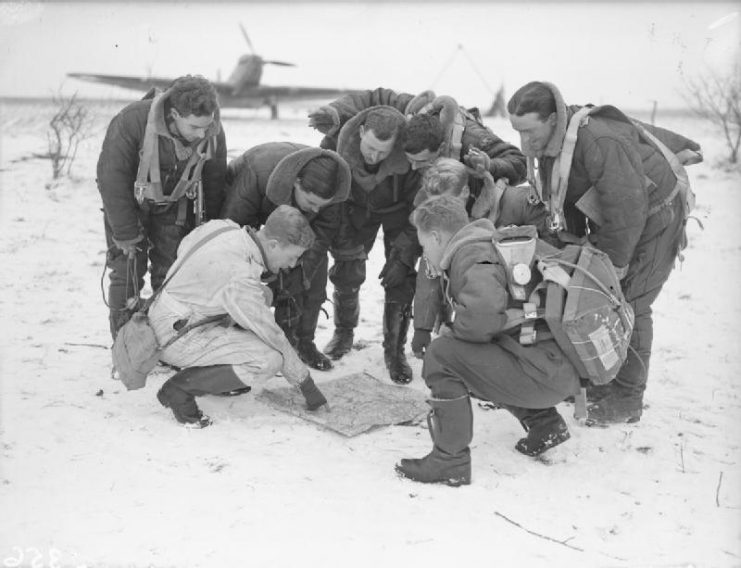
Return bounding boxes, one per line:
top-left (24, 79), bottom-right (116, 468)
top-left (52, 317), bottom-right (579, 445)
top-left (396, 196), bottom-right (587, 486)
top-left (507, 81), bottom-right (703, 424)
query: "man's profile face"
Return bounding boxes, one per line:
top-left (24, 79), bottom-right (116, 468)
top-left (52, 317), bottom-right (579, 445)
top-left (170, 109), bottom-right (214, 143)
top-left (293, 182), bottom-right (333, 214)
top-left (509, 112), bottom-right (556, 158)
top-left (417, 228), bottom-right (447, 273)
top-left (359, 126), bottom-right (396, 165)
top-left (405, 147), bottom-right (441, 171)
top-left (266, 241), bottom-right (306, 273)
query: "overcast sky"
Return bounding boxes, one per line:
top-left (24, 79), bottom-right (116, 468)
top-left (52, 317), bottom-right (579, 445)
top-left (0, 1), bottom-right (738, 110)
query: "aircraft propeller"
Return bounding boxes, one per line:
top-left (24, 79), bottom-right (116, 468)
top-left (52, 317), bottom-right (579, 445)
top-left (238, 22), bottom-right (295, 67)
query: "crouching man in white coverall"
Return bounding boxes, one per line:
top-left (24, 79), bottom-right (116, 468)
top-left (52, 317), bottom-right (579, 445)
top-left (149, 205), bottom-right (328, 427)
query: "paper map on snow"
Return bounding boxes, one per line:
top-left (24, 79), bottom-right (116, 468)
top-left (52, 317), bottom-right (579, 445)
top-left (257, 372), bottom-right (429, 437)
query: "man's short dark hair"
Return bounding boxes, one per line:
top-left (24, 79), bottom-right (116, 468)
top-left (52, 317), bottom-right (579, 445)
top-left (402, 113), bottom-right (445, 154)
top-left (507, 81), bottom-right (556, 121)
top-left (363, 107), bottom-right (405, 141)
top-left (298, 155), bottom-right (339, 199)
top-left (168, 75), bottom-right (219, 117)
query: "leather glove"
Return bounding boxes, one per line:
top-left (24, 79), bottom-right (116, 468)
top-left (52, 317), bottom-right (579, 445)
top-left (411, 329), bottom-right (432, 359)
top-left (308, 105), bottom-right (340, 136)
top-left (113, 235), bottom-right (144, 257)
top-left (463, 147), bottom-right (491, 175)
top-left (378, 258), bottom-right (410, 289)
top-left (299, 375), bottom-right (328, 411)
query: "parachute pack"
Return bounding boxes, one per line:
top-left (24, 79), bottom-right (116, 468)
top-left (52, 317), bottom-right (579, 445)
top-left (494, 226), bottom-right (634, 387)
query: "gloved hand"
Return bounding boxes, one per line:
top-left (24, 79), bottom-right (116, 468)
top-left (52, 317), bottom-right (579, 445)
top-left (308, 105), bottom-right (340, 136)
top-left (463, 147), bottom-right (491, 175)
top-left (113, 235), bottom-right (144, 257)
top-left (411, 329), bottom-right (432, 359)
top-left (378, 258), bottom-right (409, 289)
top-left (299, 375), bottom-right (328, 411)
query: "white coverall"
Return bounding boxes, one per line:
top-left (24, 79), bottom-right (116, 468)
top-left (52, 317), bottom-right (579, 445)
top-left (148, 219), bottom-right (309, 386)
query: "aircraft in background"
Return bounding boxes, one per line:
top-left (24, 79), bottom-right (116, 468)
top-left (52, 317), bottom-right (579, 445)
top-left (68, 24), bottom-right (353, 119)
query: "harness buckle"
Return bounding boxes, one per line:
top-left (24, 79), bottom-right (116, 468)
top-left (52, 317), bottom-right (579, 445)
top-left (134, 182), bottom-right (148, 205)
top-left (548, 212), bottom-right (563, 233)
top-left (520, 321), bottom-right (537, 345)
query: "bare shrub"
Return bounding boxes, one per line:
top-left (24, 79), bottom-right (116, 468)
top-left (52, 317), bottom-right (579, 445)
top-left (47, 90), bottom-right (94, 179)
top-left (683, 65), bottom-right (741, 164)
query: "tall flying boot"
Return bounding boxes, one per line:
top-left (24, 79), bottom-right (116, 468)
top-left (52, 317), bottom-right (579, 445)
top-left (587, 330), bottom-right (647, 424)
top-left (323, 288), bottom-right (359, 361)
top-left (504, 405), bottom-right (571, 456)
top-left (396, 395), bottom-right (473, 486)
top-left (274, 297), bottom-right (301, 348)
top-left (383, 302), bottom-right (413, 384)
top-left (157, 365), bottom-right (249, 428)
top-left (296, 298), bottom-right (333, 371)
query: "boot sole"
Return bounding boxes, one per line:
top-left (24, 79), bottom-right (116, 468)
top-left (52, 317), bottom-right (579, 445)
top-left (156, 388), bottom-right (212, 428)
top-left (394, 465), bottom-right (470, 487)
top-left (515, 430), bottom-right (571, 457)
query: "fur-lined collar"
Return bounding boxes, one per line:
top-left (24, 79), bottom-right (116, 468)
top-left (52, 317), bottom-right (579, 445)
top-left (540, 82), bottom-right (569, 158)
top-left (265, 147), bottom-right (351, 206)
top-left (337, 105), bottom-right (409, 192)
top-left (440, 218), bottom-right (496, 270)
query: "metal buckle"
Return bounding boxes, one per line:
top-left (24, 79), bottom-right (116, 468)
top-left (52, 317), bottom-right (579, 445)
top-left (134, 182), bottom-right (147, 205)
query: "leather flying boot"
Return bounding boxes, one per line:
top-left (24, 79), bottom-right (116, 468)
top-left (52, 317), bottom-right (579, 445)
top-left (505, 405), bottom-right (571, 456)
top-left (274, 302), bottom-right (301, 348)
top-left (297, 339), bottom-right (333, 371)
top-left (295, 292), bottom-right (333, 371)
top-left (157, 365), bottom-right (249, 427)
top-left (587, 385), bottom-right (643, 424)
top-left (396, 395), bottom-right (472, 486)
top-left (586, 382), bottom-right (615, 402)
top-left (323, 288), bottom-right (359, 360)
top-left (383, 302), bottom-right (413, 384)
top-left (157, 380), bottom-right (212, 428)
top-left (587, 345), bottom-right (647, 424)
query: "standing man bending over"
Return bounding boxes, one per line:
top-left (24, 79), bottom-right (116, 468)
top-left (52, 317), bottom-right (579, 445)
top-left (97, 75), bottom-right (227, 338)
top-left (149, 206), bottom-right (328, 427)
top-left (221, 142), bottom-right (351, 371)
top-left (507, 81), bottom-right (702, 424)
top-left (320, 106), bottom-right (422, 385)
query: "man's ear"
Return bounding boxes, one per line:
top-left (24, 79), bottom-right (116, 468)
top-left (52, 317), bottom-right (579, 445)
top-left (460, 185), bottom-right (471, 200)
top-left (358, 124), bottom-right (366, 138)
top-left (547, 112), bottom-right (558, 126)
top-left (264, 237), bottom-right (280, 252)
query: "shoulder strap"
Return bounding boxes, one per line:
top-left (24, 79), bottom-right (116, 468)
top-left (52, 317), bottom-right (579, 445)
top-left (135, 94), bottom-right (163, 196)
top-left (141, 224), bottom-right (239, 311)
top-left (549, 106), bottom-right (593, 232)
top-left (631, 119), bottom-right (695, 217)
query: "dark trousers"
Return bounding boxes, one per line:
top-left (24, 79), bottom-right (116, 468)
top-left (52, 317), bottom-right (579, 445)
top-left (329, 206), bottom-right (417, 306)
top-left (104, 203), bottom-right (191, 338)
top-left (617, 198), bottom-right (685, 396)
top-left (271, 252), bottom-right (329, 341)
top-left (423, 335), bottom-right (579, 409)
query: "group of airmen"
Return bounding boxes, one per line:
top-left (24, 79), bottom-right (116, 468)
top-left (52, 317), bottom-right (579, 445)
top-left (97, 75), bottom-right (702, 486)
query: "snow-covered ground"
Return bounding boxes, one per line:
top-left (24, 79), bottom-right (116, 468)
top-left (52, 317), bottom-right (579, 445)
top-left (0, 99), bottom-right (739, 567)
